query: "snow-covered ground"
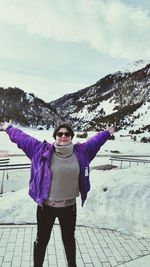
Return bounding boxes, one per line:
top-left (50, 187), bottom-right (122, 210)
top-left (0, 127), bottom-right (150, 239)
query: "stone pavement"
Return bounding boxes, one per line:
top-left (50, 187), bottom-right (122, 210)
top-left (118, 255), bottom-right (150, 267)
top-left (0, 224), bottom-right (150, 267)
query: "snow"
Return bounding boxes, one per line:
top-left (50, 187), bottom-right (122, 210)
top-left (128, 101), bottom-right (150, 130)
top-left (0, 128), bottom-right (150, 239)
top-left (26, 93), bottom-right (34, 103)
top-left (71, 106), bottom-right (94, 120)
top-left (95, 98), bottom-right (116, 116)
top-left (120, 59), bottom-right (150, 73)
top-left (71, 98), bottom-right (117, 120)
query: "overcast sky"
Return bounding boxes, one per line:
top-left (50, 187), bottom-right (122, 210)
top-left (0, 0), bottom-right (150, 101)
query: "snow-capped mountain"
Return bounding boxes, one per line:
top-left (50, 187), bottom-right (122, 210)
top-left (120, 59), bottom-right (150, 73)
top-left (0, 61), bottom-right (150, 135)
top-left (50, 62), bottom-right (150, 132)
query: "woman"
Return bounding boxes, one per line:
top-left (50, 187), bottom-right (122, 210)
top-left (0, 121), bottom-right (115, 267)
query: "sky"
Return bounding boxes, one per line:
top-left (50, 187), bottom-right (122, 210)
top-left (0, 0), bottom-right (150, 101)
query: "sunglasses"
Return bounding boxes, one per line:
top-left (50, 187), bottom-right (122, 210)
top-left (56, 131), bottom-right (71, 137)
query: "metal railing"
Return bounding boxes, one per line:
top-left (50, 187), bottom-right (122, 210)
top-left (0, 158), bottom-right (31, 194)
top-left (110, 156), bottom-right (150, 168)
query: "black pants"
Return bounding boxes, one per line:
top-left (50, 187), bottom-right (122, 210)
top-left (34, 204), bottom-right (77, 267)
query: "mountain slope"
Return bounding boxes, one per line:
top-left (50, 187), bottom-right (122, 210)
top-left (0, 62), bottom-right (149, 132)
top-left (50, 63), bottom-right (150, 131)
top-left (0, 87), bottom-right (63, 128)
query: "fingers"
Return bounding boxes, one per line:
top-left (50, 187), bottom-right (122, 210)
top-left (106, 125), bottom-right (115, 135)
top-left (0, 122), bottom-right (4, 130)
top-left (0, 120), bottom-right (12, 131)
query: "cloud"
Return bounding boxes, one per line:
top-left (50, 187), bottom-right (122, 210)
top-left (0, 0), bottom-right (150, 60)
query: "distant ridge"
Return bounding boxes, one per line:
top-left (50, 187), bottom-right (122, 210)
top-left (50, 62), bottom-right (150, 131)
top-left (0, 61), bottom-right (150, 133)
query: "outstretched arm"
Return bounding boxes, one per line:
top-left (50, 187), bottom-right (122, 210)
top-left (0, 121), bottom-right (43, 159)
top-left (85, 125), bottom-right (115, 162)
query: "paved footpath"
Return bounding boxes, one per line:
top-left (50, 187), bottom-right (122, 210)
top-left (0, 224), bottom-right (150, 267)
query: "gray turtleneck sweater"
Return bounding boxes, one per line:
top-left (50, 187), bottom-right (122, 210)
top-left (48, 143), bottom-right (80, 201)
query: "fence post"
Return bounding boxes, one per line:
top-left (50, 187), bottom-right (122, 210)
top-left (0, 170), bottom-right (5, 194)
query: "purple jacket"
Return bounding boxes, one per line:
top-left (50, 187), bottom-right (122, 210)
top-left (6, 126), bottom-right (110, 206)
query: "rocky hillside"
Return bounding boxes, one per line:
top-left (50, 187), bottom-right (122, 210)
top-left (0, 61), bottom-right (150, 133)
top-left (50, 62), bottom-right (150, 131)
top-left (0, 87), bottom-right (63, 129)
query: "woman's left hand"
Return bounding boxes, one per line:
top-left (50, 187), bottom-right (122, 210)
top-left (106, 125), bottom-right (115, 135)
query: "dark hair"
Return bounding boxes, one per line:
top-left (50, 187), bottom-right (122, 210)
top-left (53, 123), bottom-right (74, 139)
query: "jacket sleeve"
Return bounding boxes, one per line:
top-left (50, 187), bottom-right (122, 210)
top-left (6, 126), bottom-right (43, 160)
top-left (84, 130), bottom-right (110, 162)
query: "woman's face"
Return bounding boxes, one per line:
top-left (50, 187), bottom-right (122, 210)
top-left (55, 127), bottom-right (72, 146)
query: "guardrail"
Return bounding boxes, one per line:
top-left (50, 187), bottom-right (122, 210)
top-left (0, 158), bottom-right (10, 164)
top-left (110, 156), bottom-right (150, 168)
top-left (0, 158), bottom-right (31, 194)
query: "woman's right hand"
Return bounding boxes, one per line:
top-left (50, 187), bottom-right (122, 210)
top-left (0, 120), bottom-right (12, 131)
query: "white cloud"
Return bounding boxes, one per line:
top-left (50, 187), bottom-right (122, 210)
top-left (0, 0), bottom-right (149, 60)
